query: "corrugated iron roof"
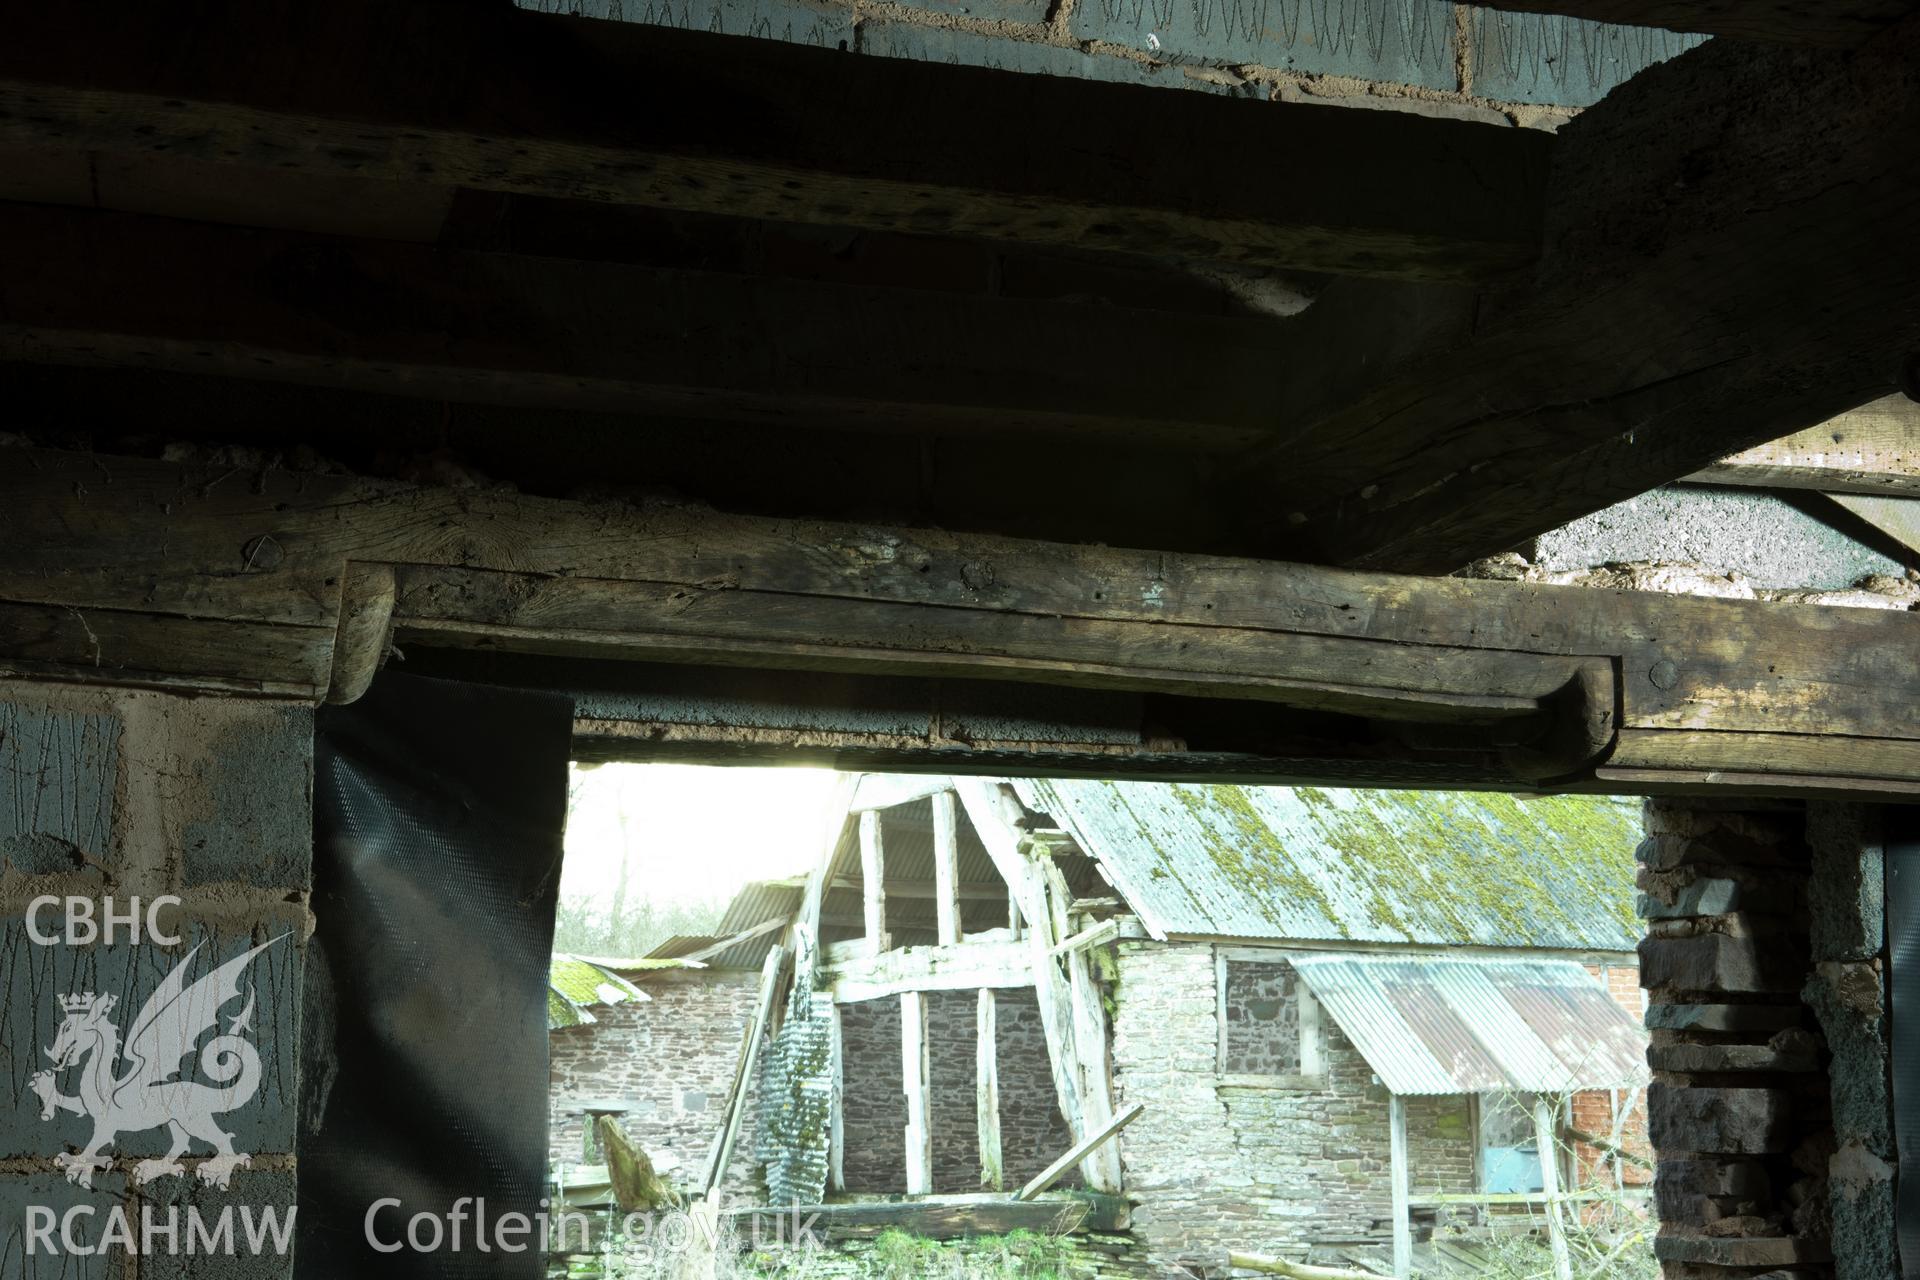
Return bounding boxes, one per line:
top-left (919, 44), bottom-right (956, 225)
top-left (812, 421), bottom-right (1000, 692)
top-left (1012, 780), bottom-right (1640, 952)
top-left (1287, 952), bottom-right (1649, 1095)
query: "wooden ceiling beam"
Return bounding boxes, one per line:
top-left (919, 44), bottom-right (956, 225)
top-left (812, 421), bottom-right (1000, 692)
top-left (0, 202), bottom-right (1279, 450)
top-left (1230, 16), bottom-right (1920, 572)
top-left (1461, 0), bottom-right (1915, 45)
top-left (0, 0), bottom-right (1548, 282)
top-left (7, 447), bottom-right (1920, 797)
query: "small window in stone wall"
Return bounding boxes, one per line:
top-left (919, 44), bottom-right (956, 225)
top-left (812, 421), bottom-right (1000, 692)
top-left (1218, 955), bottom-right (1318, 1077)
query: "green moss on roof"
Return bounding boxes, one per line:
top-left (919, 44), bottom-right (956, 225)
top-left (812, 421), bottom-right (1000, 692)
top-left (1048, 781), bottom-right (1641, 951)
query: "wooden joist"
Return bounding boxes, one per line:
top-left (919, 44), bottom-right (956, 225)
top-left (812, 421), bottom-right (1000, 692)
top-left (977, 990), bottom-right (1004, 1193)
top-left (1013, 1101), bottom-right (1145, 1201)
top-left (1235, 17), bottom-right (1920, 572)
top-left (858, 812), bottom-right (888, 952)
top-left (819, 938), bottom-right (1032, 1003)
top-left (9, 448), bottom-right (1920, 795)
top-left (0, 202), bottom-right (1278, 449)
top-left (1461, 0), bottom-right (1915, 44)
top-left (901, 990), bottom-right (933, 1196)
top-left (1687, 395), bottom-right (1920, 497)
top-left (0, 1), bottom-right (1548, 281)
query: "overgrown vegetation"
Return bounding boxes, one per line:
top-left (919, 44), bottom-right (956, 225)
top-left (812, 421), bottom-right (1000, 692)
top-left (553, 1226), bottom-right (1085, 1280)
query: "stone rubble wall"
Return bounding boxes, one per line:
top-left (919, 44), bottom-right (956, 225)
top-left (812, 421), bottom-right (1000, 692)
top-left (1109, 941), bottom-right (1477, 1273)
top-left (548, 969), bottom-right (766, 1198)
top-left (839, 987), bottom-right (1074, 1195)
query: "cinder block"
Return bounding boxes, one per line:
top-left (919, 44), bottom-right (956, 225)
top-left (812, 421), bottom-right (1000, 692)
top-left (0, 922), bottom-right (302, 1160)
top-left (0, 699), bottom-right (120, 869)
top-left (1466, 10), bottom-right (1703, 106)
top-left (1649, 1084), bottom-right (1792, 1155)
top-left (1068, 0), bottom-right (1457, 90)
top-left (137, 1168), bottom-right (298, 1280)
top-left (515, 0), bottom-right (853, 47)
top-left (0, 1170), bottom-right (129, 1279)
top-left (181, 706), bottom-right (314, 889)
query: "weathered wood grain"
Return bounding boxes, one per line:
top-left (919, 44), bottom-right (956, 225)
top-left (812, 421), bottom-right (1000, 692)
top-left (1688, 396), bottom-right (1920, 496)
top-left (1235, 17), bottom-right (1920, 570)
top-left (0, 1), bottom-right (1548, 280)
top-left (6, 448), bottom-right (1920, 791)
top-left (1461, 0), bottom-right (1914, 44)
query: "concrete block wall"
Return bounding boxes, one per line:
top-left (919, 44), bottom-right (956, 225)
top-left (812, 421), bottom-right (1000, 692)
top-left (0, 681), bottom-right (312, 1278)
top-left (518, 0), bottom-right (1703, 121)
top-left (546, 969), bottom-right (764, 1186)
top-left (1110, 941), bottom-right (1475, 1273)
top-left (1637, 800), bottom-right (1898, 1279)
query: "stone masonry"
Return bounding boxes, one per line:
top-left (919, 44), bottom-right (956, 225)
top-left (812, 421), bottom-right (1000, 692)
top-left (548, 968), bottom-right (765, 1197)
top-left (1637, 799), bottom-right (1898, 1280)
top-left (0, 683), bottom-right (312, 1280)
top-left (1110, 941), bottom-right (1476, 1273)
top-left (838, 987), bottom-right (1073, 1195)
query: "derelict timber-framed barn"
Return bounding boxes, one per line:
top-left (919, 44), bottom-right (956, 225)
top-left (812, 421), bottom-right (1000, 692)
top-left (0, 1), bottom-right (1918, 1278)
top-left (549, 774), bottom-right (1655, 1275)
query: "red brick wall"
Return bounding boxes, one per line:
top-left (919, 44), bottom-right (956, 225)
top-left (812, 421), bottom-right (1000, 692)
top-left (1572, 963), bottom-right (1652, 1187)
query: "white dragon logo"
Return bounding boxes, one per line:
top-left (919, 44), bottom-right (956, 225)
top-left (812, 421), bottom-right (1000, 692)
top-left (28, 936), bottom-right (284, 1189)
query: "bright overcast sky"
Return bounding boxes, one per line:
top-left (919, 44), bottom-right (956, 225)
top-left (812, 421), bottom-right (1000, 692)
top-left (561, 763), bottom-right (846, 908)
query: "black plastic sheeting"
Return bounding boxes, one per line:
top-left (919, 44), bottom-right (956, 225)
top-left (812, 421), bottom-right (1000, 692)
top-left (1889, 809), bottom-right (1920, 1276)
top-left (299, 673), bottom-right (574, 1278)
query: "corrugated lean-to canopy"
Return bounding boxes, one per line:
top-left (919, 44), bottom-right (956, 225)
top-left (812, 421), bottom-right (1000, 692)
top-left (1013, 780), bottom-right (1641, 952)
top-left (1286, 953), bottom-right (1650, 1096)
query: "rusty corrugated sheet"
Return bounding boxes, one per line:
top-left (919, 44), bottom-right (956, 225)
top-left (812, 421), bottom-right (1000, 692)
top-left (1288, 953), bottom-right (1649, 1095)
top-left (1011, 779), bottom-right (1641, 952)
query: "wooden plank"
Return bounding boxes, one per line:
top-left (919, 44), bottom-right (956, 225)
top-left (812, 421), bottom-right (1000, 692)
top-left (1688, 396), bottom-right (1920, 496)
top-left (677, 916), bottom-right (792, 966)
top-left (1050, 919), bottom-right (1120, 960)
top-left (901, 990), bottom-right (932, 1197)
top-left (11, 449), bottom-right (1920, 793)
top-left (853, 776), bottom-right (957, 813)
top-left (1046, 857), bottom-right (1122, 1193)
top-left (859, 811), bottom-right (888, 953)
top-left (0, 2), bottom-right (1549, 281)
top-left (1457, 0), bottom-right (1913, 44)
top-left (827, 1000), bottom-right (846, 1195)
top-left (1013, 1101), bottom-right (1145, 1201)
top-left (977, 989), bottom-right (1004, 1193)
top-left (0, 201), bottom-right (1278, 450)
top-left (704, 943), bottom-right (785, 1197)
top-left (325, 562), bottom-right (395, 704)
top-left (1234, 18), bottom-right (1920, 572)
top-left (0, 601), bottom-right (329, 700)
top-left (821, 938), bottom-right (1032, 1003)
top-left (931, 790), bottom-right (962, 947)
top-left (799, 775), bottom-right (860, 952)
top-left (1299, 988), bottom-right (1326, 1078)
top-left (1534, 1098), bottom-right (1573, 1280)
top-left (956, 781), bottom-right (1091, 1152)
top-left (1389, 1093), bottom-right (1412, 1280)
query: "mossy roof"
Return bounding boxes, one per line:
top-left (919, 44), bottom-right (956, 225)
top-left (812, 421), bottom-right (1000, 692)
top-left (549, 954), bottom-right (650, 1029)
top-left (1011, 781), bottom-right (1641, 952)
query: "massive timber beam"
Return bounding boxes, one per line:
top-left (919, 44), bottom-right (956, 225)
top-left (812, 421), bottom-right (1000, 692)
top-left (0, 0), bottom-right (1547, 282)
top-left (0, 202), bottom-right (1276, 448)
top-left (1232, 17), bottom-right (1920, 572)
top-left (1462, 0), bottom-right (1915, 45)
top-left (4, 447), bottom-right (1920, 797)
